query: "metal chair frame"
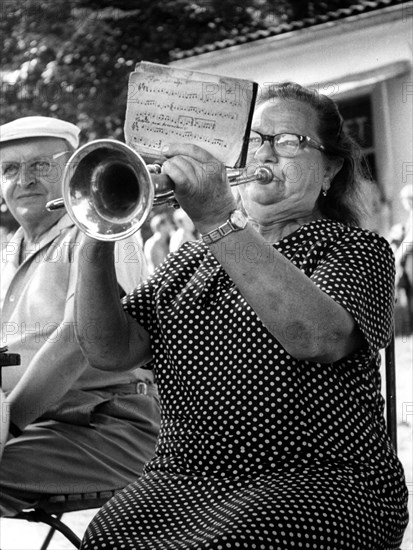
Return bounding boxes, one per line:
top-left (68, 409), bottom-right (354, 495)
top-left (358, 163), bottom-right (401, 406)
top-left (12, 491), bottom-right (119, 550)
top-left (384, 330), bottom-right (398, 452)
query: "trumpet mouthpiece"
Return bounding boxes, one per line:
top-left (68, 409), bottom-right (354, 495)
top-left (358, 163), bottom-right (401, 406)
top-left (255, 166), bottom-right (274, 184)
top-left (46, 198), bottom-right (65, 211)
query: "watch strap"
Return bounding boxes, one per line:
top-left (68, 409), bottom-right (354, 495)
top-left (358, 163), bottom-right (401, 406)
top-left (201, 220), bottom-right (237, 245)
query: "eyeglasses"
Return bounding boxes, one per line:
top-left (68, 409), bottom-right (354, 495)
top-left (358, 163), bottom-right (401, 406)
top-left (248, 132), bottom-right (325, 158)
top-left (1, 150), bottom-right (71, 180)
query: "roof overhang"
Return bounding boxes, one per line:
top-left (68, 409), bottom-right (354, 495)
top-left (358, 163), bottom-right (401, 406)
top-left (171, 3), bottom-right (413, 100)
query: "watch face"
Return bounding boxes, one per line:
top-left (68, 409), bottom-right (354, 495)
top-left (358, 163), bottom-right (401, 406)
top-left (230, 210), bottom-right (247, 230)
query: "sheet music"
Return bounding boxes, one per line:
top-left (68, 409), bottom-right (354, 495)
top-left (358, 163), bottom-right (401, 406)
top-left (124, 62), bottom-right (257, 167)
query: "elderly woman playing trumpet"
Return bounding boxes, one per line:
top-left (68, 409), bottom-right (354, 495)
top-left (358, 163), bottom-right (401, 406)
top-left (76, 82), bottom-right (408, 549)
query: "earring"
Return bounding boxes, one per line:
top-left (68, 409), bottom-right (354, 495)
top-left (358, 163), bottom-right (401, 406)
top-left (322, 189), bottom-right (327, 197)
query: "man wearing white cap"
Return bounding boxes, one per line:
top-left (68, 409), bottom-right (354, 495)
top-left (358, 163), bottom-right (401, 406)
top-left (0, 116), bottom-right (160, 516)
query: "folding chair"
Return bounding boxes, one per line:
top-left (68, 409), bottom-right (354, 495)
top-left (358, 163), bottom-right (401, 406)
top-left (11, 490), bottom-right (119, 550)
top-left (0, 350), bottom-right (118, 549)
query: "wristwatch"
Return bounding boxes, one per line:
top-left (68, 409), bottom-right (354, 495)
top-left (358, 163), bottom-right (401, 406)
top-left (201, 210), bottom-right (248, 245)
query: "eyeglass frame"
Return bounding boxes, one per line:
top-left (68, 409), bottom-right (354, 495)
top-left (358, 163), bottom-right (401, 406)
top-left (249, 131), bottom-right (326, 158)
top-left (1, 150), bottom-right (72, 180)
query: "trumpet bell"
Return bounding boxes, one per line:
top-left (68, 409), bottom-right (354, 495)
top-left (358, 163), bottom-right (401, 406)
top-left (63, 139), bottom-right (154, 241)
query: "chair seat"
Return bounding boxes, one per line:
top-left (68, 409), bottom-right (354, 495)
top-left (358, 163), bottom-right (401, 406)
top-left (33, 489), bottom-right (119, 514)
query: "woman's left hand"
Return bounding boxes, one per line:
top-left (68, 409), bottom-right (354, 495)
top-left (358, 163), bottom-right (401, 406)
top-left (161, 143), bottom-right (236, 232)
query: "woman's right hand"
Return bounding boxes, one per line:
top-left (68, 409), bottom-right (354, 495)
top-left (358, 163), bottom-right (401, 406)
top-left (161, 143), bottom-right (236, 235)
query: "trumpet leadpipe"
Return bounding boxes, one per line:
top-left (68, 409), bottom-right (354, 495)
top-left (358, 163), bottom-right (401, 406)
top-left (228, 166), bottom-right (274, 187)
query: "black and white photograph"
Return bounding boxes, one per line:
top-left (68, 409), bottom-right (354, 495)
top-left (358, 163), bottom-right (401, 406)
top-left (1, 1), bottom-right (412, 548)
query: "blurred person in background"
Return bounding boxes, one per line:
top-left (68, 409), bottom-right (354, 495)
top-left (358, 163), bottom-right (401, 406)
top-left (169, 208), bottom-right (199, 252)
top-left (388, 184), bottom-right (413, 332)
top-left (144, 212), bottom-right (174, 273)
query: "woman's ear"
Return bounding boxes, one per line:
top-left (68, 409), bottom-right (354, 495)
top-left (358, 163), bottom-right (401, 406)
top-left (323, 157), bottom-right (344, 191)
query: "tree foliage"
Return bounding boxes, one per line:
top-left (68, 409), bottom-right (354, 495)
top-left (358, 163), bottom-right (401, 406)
top-left (1, 0), bottom-right (358, 141)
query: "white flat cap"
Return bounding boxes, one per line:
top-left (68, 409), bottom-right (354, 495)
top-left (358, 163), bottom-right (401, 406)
top-left (0, 116), bottom-right (80, 148)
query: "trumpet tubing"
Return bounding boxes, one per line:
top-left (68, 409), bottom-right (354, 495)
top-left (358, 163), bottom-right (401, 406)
top-left (46, 139), bottom-right (273, 241)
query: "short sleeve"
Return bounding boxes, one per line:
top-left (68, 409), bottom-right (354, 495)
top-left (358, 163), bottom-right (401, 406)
top-left (122, 273), bottom-right (157, 335)
top-left (121, 251), bottom-right (173, 335)
top-left (309, 229), bottom-right (395, 354)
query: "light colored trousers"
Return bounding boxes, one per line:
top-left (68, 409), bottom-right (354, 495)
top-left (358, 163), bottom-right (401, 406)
top-left (0, 385), bottom-right (160, 516)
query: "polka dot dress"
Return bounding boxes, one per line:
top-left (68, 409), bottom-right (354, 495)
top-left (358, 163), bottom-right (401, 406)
top-left (81, 219), bottom-right (409, 550)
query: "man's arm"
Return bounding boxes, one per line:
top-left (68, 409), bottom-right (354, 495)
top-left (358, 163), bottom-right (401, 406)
top-left (6, 319), bottom-right (87, 430)
top-left (7, 233), bottom-right (152, 432)
top-left (75, 237), bottom-right (152, 371)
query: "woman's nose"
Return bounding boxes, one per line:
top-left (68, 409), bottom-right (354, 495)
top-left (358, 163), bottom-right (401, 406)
top-left (254, 141), bottom-right (279, 164)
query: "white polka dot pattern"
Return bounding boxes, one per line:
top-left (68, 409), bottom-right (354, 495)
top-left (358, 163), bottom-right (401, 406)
top-left (81, 219), bottom-right (408, 549)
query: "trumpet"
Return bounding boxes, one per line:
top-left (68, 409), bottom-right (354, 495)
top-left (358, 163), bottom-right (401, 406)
top-left (46, 139), bottom-right (273, 241)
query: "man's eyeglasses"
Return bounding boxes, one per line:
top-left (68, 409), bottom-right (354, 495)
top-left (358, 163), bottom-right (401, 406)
top-left (248, 132), bottom-right (325, 158)
top-left (1, 150), bottom-right (71, 180)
